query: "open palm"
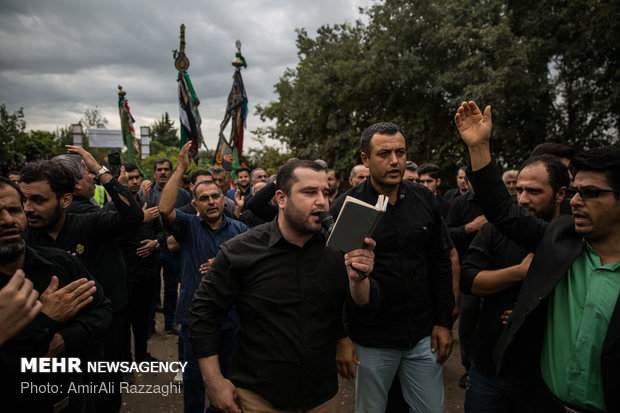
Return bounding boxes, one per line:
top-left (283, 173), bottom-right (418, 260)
top-left (454, 101), bottom-right (492, 147)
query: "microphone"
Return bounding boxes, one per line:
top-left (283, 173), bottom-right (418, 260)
top-left (319, 212), bottom-right (335, 234)
top-left (319, 211), bottom-right (367, 279)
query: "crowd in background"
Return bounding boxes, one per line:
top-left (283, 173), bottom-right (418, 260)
top-left (1, 102), bottom-right (619, 413)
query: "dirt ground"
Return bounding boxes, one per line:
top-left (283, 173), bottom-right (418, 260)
top-left (121, 313), bottom-right (466, 413)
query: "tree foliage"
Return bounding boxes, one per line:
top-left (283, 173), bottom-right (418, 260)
top-left (150, 112), bottom-right (180, 149)
top-left (256, 0), bottom-right (619, 184)
top-left (0, 104), bottom-right (27, 166)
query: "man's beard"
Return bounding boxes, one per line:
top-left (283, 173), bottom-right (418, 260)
top-left (0, 227), bottom-right (26, 262)
top-left (283, 199), bottom-right (322, 235)
top-left (26, 202), bottom-right (63, 231)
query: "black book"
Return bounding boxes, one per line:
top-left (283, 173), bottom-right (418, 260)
top-left (326, 195), bottom-right (388, 252)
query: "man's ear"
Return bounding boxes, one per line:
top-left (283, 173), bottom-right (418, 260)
top-left (275, 189), bottom-right (287, 209)
top-left (361, 152), bottom-right (369, 168)
top-left (60, 193), bottom-right (73, 209)
top-left (556, 186), bottom-right (567, 204)
top-left (437, 178), bottom-right (442, 187)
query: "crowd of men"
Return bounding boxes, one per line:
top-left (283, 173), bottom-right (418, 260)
top-left (0, 101), bottom-right (618, 413)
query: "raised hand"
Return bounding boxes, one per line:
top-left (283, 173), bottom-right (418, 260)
top-left (454, 101), bottom-right (492, 148)
top-left (177, 141), bottom-right (192, 172)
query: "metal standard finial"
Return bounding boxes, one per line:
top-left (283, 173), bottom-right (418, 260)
top-left (232, 40), bottom-right (245, 68)
top-left (175, 24), bottom-right (190, 71)
top-left (118, 85), bottom-right (126, 98)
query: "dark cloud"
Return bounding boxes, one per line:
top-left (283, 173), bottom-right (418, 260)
top-left (0, 0), bottom-right (371, 150)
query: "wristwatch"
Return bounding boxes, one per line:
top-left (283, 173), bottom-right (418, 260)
top-left (95, 166), bottom-right (111, 179)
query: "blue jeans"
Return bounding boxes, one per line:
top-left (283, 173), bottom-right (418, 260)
top-left (465, 365), bottom-right (535, 413)
top-left (179, 325), bottom-right (205, 413)
top-left (354, 336), bottom-right (444, 413)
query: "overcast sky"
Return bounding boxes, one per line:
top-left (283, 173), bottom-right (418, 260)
top-left (0, 0), bottom-right (373, 151)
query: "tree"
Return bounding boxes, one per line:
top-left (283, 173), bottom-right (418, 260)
top-left (247, 136), bottom-right (292, 176)
top-left (80, 106), bottom-right (108, 135)
top-left (0, 104), bottom-right (26, 166)
top-left (150, 112), bottom-right (179, 149)
top-left (256, 0), bottom-right (619, 183)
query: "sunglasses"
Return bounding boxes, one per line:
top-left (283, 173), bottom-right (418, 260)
top-left (565, 186), bottom-right (619, 200)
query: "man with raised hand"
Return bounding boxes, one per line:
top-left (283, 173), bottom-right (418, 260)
top-left (455, 101), bottom-right (620, 412)
top-left (159, 142), bottom-right (248, 413)
top-left (461, 154), bottom-right (569, 412)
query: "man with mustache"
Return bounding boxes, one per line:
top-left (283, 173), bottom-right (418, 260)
top-left (20, 147), bottom-right (143, 413)
top-left (159, 143), bottom-right (248, 413)
top-left (0, 176), bottom-right (111, 411)
top-left (461, 154), bottom-right (569, 412)
top-left (456, 101), bottom-right (620, 412)
top-left (190, 158), bottom-right (377, 413)
top-left (330, 122), bottom-right (454, 413)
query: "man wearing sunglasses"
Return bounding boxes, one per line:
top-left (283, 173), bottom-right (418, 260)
top-left (455, 101), bottom-right (620, 413)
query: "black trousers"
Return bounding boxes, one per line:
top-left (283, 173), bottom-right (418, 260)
top-left (124, 277), bottom-right (157, 361)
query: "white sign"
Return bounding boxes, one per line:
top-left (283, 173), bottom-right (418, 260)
top-left (89, 129), bottom-right (124, 148)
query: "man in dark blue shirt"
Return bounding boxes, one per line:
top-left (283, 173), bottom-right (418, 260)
top-left (159, 142), bottom-right (248, 413)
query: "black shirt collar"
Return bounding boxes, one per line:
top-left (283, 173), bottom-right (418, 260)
top-left (267, 216), bottom-right (327, 249)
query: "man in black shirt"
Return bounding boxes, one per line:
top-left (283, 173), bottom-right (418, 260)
top-left (19, 146), bottom-right (143, 413)
top-left (190, 159), bottom-right (377, 413)
top-left (0, 176), bottom-right (112, 411)
top-left (330, 123), bottom-right (454, 413)
top-left (446, 175), bottom-right (487, 387)
top-left (443, 166), bottom-right (469, 202)
top-left (461, 155), bottom-right (568, 412)
top-left (112, 163), bottom-right (166, 363)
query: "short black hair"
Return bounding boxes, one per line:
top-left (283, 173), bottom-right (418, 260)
top-left (327, 168), bottom-right (341, 180)
top-left (189, 169), bottom-right (212, 185)
top-left (417, 163), bottom-right (441, 179)
top-left (20, 160), bottom-right (75, 198)
top-left (236, 167), bottom-right (250, 176)
top-left (251, 168), bottom-right (267, 180)
top-left (153, 158), bottom-right (173, 171)
top-left (277, 159), bottom-right (325, 196)
top-left (530, 142), bottom-right (575, 160)
top-left (520, 155), bottom-right (570, 194)
top-left (360, 122), bottom-right (406, 156)
top-left (0, 176), bottom-right (23, 202)
top-left (570, 146), bottom-right (620, 196)
top-left (7, 170), bottom-right (20, 176)
top-left (123, 163), bottom-right (140, 174)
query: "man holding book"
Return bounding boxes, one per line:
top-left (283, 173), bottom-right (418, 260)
top-left (190, 159), bottom-right (379, 413)
top-left (330, 122), bottom-right (454, 413)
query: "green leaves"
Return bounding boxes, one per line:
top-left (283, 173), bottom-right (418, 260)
top-left (256, 0), bottom-right (619, 187)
